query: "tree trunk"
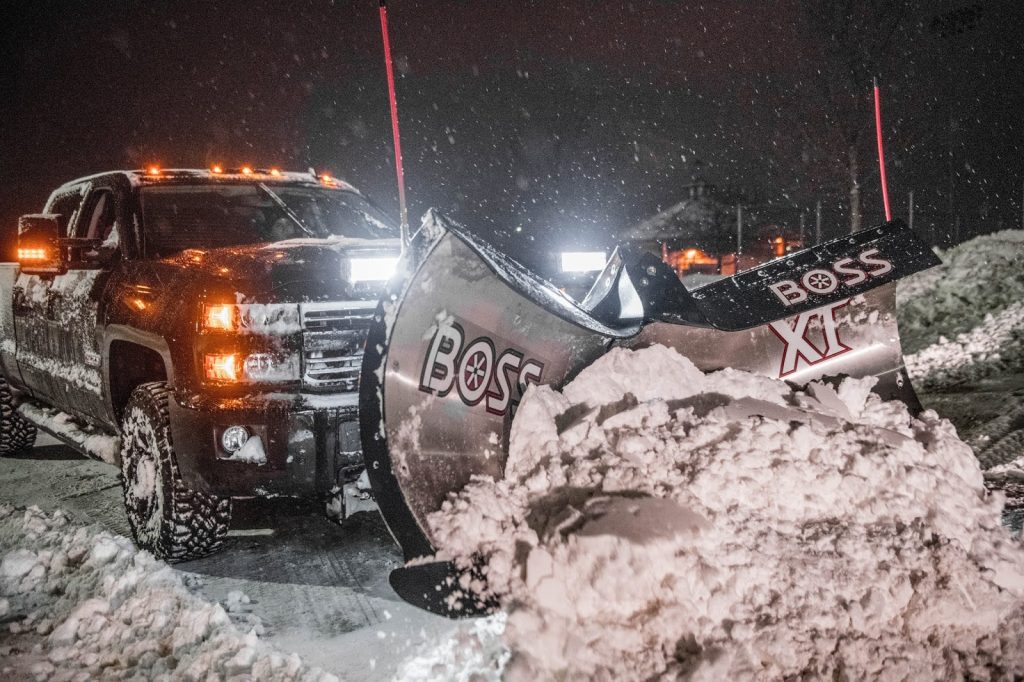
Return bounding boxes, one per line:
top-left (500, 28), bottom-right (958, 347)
top-left (848, 144), bottom-right (861, 234)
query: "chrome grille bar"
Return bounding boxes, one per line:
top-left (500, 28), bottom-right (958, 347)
top-left (299, 302), bottom-right (377, 390)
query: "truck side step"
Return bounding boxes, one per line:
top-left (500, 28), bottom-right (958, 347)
top-left (17, 402), bottom-right (121, 465)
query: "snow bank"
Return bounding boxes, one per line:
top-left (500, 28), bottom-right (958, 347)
top-left (424, 344), bottom-right (1024, 680)
top-left (899, 230), bottom-right (1024, 387)
top-left (0, 504), bottom-right (333, 681)
top-left (905, 301), bottom-right (1024, 390)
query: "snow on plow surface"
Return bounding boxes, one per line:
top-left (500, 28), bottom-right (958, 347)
top-left (401, 344), bottom-right (1024, 680)
top-left (0, 504), bottom-right (334, 681)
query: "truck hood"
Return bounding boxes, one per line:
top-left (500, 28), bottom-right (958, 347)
top-left (163, 237), bottom-right (403, 302)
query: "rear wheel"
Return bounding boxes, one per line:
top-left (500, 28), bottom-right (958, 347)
top-left (120, 382), bottom-right (231, 561)
top-left (0, 377), bottom-right (36, 455)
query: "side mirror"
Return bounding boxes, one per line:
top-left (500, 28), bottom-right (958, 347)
top-left (18, 214), bottom-right (66, 276)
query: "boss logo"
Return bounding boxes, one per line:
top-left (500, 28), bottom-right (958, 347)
top-left (769, 248), bottom-right (893, 306)
top-left (419, 319), bottom-right (544, 416)
top-left (768, 299), bottom-right (852, 377)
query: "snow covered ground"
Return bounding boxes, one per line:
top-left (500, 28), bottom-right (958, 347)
top-left (0, 438), bottom-right (454, 680)
top-left (0, 503), bottom-right (328, 680)
top-left (2, 229), bottom-right (1023, 680)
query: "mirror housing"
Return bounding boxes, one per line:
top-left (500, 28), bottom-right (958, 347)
top-left (18, 214), bottom-right (66, 275)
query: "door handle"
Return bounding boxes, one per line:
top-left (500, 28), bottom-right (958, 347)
top-left (11, 288), bottom-right (29, 315)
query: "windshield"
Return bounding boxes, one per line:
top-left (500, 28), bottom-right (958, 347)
top-left (140, 183), bottom-right (398, 257)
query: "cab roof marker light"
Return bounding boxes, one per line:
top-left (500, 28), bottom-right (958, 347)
top-left (269, 168), bottom-right (282, 177)
top-left (211, 164), bottom-right (223, 174)
top-left (147, 166), bottom-right (161, 176)
top-left (241, 166), bottom-right (254, 175)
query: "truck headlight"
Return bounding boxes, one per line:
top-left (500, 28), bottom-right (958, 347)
top-left (204, 352), bottom-right (299, 383)
top-left (202, 303), bottom-right (301, 334)
top-left (560, 251), bottom-right (606, 273)
top-left (349, 256), bottom-right (400, 284)
top-left (204, 304), bottom-right (239, 331)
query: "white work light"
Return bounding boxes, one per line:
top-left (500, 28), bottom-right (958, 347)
top-left (560, 251), bottom-right (607, 273)
top-left (349, 256), bottom-right (400, 283)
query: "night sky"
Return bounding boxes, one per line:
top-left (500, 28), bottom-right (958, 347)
top-left (2, 0), bottom-right (1022, 267)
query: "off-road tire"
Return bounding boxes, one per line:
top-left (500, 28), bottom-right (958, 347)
top-left (120, 382), bottom-right (231, 561)
top-left (0, 377), bottom-right (36, 455)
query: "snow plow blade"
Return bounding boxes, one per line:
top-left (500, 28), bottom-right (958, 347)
top-left (360, 211), bottom-right (939, 617)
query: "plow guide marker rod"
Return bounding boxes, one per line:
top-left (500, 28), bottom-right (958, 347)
top-left (379, 1), bottom-right (409, 244)
top-left (874, 78), bottom-right (893, 222)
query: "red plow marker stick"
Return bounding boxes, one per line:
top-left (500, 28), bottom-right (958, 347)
top-left (380, 1), bottom-right (409, 244)
top-left (873, 78), bottom-right (892, 222)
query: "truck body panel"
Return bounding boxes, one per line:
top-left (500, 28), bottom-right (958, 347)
top-left (2, 169), bottom-right (399, 498)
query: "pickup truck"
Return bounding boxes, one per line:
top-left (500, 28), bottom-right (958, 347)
top-left (0, 168), bottom-right (401, 561)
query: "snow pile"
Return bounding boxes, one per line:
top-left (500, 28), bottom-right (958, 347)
top-left (905, 301), bottom-right (1024, 389)
top-left (426, 344), bottom-right (1024, 680)
top-left (0, 504), bottom-right (332, 681)
top-left (899, 230), bottom-right (1024, 387)
top-left (395, 615), bottom-right (509, 682)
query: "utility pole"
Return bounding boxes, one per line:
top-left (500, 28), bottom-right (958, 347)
top-left (736, 204), bottom-right (743, 255)
top-left (908, 190), bottom-right (914, 231)
top-left (815, 200), bottom-right (822, 245)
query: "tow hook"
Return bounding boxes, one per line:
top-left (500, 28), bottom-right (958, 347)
top-left (325, 470), bottom-right (378, 522)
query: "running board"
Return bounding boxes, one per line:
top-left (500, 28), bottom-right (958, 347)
top-left (17, 402), bottom-right (121, 466)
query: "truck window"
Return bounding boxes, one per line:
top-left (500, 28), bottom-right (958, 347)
top-left (78, 190), bottom-right (118, 244)
top-left (140, 184), bottom-right (397, 258)
top-left (47, 189), bottom-right (87, 236)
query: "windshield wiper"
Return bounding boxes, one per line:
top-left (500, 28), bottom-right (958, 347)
top-left (257, 183), bottom-right (317, 239)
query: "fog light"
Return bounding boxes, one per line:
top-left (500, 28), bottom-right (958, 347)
top-left (221, 425), bottom-right (250, 453)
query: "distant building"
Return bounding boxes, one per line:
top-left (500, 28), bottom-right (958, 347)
top-left (621, 174), bottom-right (734, 258)
top-left (621, 172), bottom-right (801, 278)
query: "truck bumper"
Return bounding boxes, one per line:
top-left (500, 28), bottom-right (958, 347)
top-left (168, 390), bottom-right (362, 498)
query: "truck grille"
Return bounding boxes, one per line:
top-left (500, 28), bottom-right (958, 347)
top-left (301, 302), bottom-right (376, 331)
top-left (304, 349), bottom-right (362, 389)
top-left (300, 302), bottom-right (377, 390)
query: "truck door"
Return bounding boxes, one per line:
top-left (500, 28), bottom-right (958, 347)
top-left (48, 186), bottom-right (119, 422)
top-left (12, 185), bottom-right (89, 405)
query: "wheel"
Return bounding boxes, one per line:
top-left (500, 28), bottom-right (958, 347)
top-left (0, 376), bottom-right (37, 455)
top-left (119, 382), bottom-right (231, 561)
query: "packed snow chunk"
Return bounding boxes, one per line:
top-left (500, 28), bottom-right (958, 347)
top-left (426, 344), bottom-right (1024, 680)
top-left (0, 504), bottom-right (334, 680)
